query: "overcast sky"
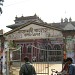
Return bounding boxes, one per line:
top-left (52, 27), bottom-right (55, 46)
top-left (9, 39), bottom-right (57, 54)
top-left (0, 0), bottom-right (75, 32)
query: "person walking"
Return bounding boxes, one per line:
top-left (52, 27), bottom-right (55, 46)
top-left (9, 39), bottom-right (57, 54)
top-left (19, 56), bottom-right (36, 75)
top-left (65, 57), bottom-right (75, 75)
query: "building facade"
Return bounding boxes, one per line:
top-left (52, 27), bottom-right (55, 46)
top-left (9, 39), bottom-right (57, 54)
top-left (51, 17), bottom-right (75, 63)
top-left (4, 15), bottom-right (63, 62)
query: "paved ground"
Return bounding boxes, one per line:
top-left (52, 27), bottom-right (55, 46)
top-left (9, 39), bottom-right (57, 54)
top-left (11, 63), bottom-right (62, 75)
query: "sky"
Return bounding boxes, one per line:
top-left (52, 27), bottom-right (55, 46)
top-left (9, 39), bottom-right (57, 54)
top-left (0, 0), bottom-right (75, 32)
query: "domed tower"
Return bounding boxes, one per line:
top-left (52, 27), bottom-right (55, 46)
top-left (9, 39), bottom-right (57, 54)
top-left (64, 18), bottom-right (68, 22)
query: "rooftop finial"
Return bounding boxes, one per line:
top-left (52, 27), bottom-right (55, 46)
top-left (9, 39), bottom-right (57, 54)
top-left (16, 15), bottom-right (17, 17)
top-left (15, 15), bottom-right (17, 19)
top-left (22, 14), bottom-right (24, 17)
top-left (61, 18), bottom-right (63, 23)
top-left (34, 13), bottom-right (37, 17)
top-left (69, 17), bottom-right (72, 22)
top-left (64, 18), bottom-right (68, 22)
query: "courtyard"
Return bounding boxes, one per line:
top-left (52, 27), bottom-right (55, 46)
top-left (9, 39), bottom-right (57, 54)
top-left (11, 62), bottom-right (62, 75)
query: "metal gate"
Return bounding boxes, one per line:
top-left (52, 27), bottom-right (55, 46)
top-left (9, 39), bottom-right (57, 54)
top-left (32, 62), bottom-right (49, 75)
top-left (3, 47), bottom-right (63, 75)
top-left (31, 46), bottom-right (63, 75)
top-left (3, 47), bottom-right (21, 75)
top-left (10, 47), bottom-right (21, 75)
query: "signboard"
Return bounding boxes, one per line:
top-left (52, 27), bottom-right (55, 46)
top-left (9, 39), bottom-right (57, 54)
top-left (5, 24), bottom-right (63, 40)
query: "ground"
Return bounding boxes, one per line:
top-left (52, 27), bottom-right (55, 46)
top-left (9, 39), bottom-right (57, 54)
top-left (11, 62), bottom-right (62, 75)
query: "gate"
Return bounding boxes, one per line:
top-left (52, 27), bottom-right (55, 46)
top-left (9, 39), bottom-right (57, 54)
top-left (32, 62), bottom-right (49, 75)
top-left (10, 47), bottom-right (21, 75)
top-left (3, 47), bottom-right (21, 75)
top-left (3, 47), bottom-right (63, 75)
top-left (31, 46), bottom-right (63, 75)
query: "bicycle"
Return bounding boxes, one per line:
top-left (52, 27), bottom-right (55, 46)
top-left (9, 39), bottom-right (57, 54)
top-left (51, 69), bottom-right (62, 75)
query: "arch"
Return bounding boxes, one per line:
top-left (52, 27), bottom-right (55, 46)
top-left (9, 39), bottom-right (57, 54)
top-left (47, 45), bottom-right (52, 50)
top-left (53, 44), bottom-right (61, 50)
top-left (45, 44), bottom-right (53, 50)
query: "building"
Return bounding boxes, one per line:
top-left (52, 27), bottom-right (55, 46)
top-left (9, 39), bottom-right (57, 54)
top-left (51, 17), bottom-right (75, 63)
top-left (4, 14), bottom-right (63, 62)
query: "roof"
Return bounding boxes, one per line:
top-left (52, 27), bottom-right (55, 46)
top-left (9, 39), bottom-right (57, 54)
top-left (50, 21), bottom-right (75, 30)
top-left (6, 14), bottom-right (44, 29)
top-left (4, 21), bottom-right (62, 35)
top-left (14, 14), bottom-right (39, 21)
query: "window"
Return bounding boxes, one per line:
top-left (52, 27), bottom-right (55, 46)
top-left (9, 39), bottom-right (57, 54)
top-left (48, 45), bottom-right (52, 50)
top-left (27, 45), bottom-right (32, 53)
top-left (54, 45), bottom-right (61, 50)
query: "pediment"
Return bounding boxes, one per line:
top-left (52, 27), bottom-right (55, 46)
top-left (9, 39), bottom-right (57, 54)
top-left (5, 23), bottom-right (63, 40)
top-left (20, 24), bottom-right (46, 30)
top-left (63, 23), bottom-right (75, 30)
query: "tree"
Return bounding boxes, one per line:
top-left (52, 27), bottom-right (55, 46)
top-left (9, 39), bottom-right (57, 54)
top-left (0, 7), bottom-right (2, 14)
top-left (0, 0), bottom-right (4, 14)
top-left (0, 0), bottom-right (4, 2)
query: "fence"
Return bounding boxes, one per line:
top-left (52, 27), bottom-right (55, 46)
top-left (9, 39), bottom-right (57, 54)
top-left (3, 46), bottom-right (63, 75)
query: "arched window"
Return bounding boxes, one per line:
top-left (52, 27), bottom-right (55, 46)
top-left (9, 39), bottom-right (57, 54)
top-left (45, 44), bottom-right (52, 50)
top-left (47, 45), bottom-right (52, 50)
top-left (54, 45), bottom-right (61, 50)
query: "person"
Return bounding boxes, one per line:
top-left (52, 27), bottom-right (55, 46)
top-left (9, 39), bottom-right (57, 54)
top-left (0, 56), bottom-right (3, 75)
top-left (19, 56), bottom-right (36, 75)
top-left (61, 58), bottom-right (69, 75)
top-left (66, 57), bottom-right (75, 75)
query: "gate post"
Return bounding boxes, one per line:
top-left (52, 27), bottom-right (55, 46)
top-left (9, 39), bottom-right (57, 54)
top-left (2, 48), bottom-right (10, 75)
top-left (6, 48), bottom-right (10, 75)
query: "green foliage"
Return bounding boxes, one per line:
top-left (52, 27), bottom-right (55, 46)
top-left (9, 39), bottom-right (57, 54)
top-left (0, 0), bottom-right (4, 14)
top-left (8, 41), bottom-right (16, 48)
